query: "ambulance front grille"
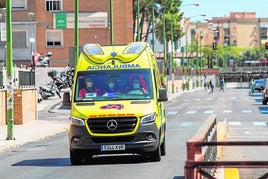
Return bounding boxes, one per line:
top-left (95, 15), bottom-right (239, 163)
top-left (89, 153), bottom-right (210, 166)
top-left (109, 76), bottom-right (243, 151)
top-left (87, 117), bottom-right (137, 134)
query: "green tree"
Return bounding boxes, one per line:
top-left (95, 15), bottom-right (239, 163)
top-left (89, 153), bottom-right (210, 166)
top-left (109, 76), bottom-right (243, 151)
top-left (133, 0), bottom-right (184, 48)
top-left (154, 0), bottom-right (184, 44)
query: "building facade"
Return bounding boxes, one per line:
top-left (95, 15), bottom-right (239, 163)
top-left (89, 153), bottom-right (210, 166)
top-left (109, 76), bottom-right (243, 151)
top-left (0, 0), bottom-right (133, 67)
top-left (189, 12), bottom-right (268, 49)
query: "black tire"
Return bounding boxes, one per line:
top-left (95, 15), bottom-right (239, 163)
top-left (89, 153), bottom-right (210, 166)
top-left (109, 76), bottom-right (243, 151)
top-left (70, 149), bottom-right (89, 165)
top-left (40, 92), bottom-right (48, 100)
top-left (160, 135), bottom-right (166, 156)
top-left (70, 149), bottom-right (93, 165)
top-left (149, 145), bottom-right (161, 162)
top-left (70, 149), bottom-right (83, 165)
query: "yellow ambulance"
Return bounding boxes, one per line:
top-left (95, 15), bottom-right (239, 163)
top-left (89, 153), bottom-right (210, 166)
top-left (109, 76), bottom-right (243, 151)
top-left (68, 42), bottom-right (168, 165)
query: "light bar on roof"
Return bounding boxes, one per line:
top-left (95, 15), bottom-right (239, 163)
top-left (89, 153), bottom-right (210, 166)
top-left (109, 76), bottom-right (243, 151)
top-left (83, 44), bottom-right (103, 55)
top-left (124, 42), bottom-right (147, 54)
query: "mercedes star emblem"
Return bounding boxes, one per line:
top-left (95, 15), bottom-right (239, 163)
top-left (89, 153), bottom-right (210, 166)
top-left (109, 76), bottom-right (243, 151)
top-left (107, 119), bottom-right (118, 130)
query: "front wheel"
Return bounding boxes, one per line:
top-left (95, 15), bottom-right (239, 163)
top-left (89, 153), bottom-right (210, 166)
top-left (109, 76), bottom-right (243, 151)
top-left (160, 136), bottom-right (166, 156)
top-left (145, 143), bottom-right (161, 162)
top-left (40, 91), bottom-right (48, 100)
top-left (70, 149), bottom-right (83, 165)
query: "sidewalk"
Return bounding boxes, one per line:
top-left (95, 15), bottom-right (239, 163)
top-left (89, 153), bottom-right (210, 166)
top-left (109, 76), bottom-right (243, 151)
top-left (0, 96), bottom-right (70, 153)
top-left (0, 90), bottom-right (183, 153)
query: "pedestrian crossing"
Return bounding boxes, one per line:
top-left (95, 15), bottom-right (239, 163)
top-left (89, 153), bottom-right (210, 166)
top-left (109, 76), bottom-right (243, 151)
top-left (227, 121), bottom-right (267, 126)
top-left (167, 108), bottom-right (268, 115)
top-left (167, 109), bottom-right (258, 115)
top-left (168, 121), bottom-right (268, 127)
top-left (167, 96), bottom-right (268, 114)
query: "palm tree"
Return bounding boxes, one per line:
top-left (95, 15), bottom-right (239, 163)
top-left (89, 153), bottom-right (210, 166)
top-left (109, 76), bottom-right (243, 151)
top-left (154, 0), bottom-right (184, 44)
top-left (133, 0), bottom-right (184, 44)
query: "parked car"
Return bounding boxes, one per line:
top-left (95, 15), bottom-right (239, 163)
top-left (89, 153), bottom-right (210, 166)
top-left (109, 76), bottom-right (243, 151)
top-left (262, 78), bottom-right (268, 105)
top-left (253, 78), bottom-right (265, 92)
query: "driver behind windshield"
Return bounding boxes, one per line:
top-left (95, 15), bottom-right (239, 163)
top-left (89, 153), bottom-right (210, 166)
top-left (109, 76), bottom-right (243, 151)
top-left (79, 78), bottom-right (102, 98)
top-left (127, 75), bottom-right (148, 95)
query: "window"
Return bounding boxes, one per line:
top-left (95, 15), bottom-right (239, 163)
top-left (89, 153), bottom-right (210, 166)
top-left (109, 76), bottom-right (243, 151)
top-left (46, 30), bottom-right (63, 47)
top-left (13, 31), bottom-right (27, 48)
top-left (74, 69), bottom-right (153, 102)
top-left (12, 0), bottom-right (26, 10)
top-left (46, 0), bottom-right (62, 12)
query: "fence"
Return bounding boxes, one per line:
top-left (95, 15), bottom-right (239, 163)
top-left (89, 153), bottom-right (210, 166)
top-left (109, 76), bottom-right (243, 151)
top-left (18, 70), bottom-right (35, 88)
top-left (184, 114), bottom-right (268, 179)
top-left (0, 68), bottom-right (35, 89)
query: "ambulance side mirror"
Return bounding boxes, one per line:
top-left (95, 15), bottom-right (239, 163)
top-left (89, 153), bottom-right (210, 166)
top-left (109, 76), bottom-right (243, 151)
top-left (158, 88), bottom-right (168, 102)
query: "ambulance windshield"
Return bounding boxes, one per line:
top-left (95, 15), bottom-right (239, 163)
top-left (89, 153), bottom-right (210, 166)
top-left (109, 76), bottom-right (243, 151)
top-left (74, 69), bottom-right (153, 102)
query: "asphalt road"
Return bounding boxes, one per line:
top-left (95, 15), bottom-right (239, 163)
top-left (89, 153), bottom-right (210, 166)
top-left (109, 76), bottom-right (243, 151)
top-left (0, 87), bottom-right (267, 179)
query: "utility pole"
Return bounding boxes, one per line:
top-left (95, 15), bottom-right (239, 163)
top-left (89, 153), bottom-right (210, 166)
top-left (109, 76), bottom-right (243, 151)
top-left (170, 18), bottom-right (174, 93)
top-left (74, 0), bottom-right (79, 66)
top-left (162, 10), bottom-right (167, 90)
top-left (151, 0), bottom-right (155, 51)
top-left (28, 12), bottom-right (35, 70)
top-left (136, 0), bottom-right (140, 41)
top-left (6, 0), bottom-right (14, 140)
top-left (110, 0), bottom-right (114, 45)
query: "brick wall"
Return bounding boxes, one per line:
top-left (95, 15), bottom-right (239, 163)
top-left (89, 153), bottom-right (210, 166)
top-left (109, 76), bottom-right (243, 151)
top-left (13, 89), bottom-right (38, 125)
top-left (0, 90), bottom-right (6, 126)
top-left (34, 0), bottom-right (133, 67)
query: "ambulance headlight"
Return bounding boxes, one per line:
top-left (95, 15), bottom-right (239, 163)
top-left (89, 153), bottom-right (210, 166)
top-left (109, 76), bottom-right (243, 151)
top-left (141, 113), bottom-right (156, 124)
top-left (70, 117), bottom-right (85, 126)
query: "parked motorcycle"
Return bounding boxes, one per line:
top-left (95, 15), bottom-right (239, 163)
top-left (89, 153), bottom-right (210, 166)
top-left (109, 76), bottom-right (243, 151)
top-left (38, 65), bottom-right (74, 100)
top-left (47, 65), bottom-right (74, 91)
top-left (35, 52), bottom-right (52, 67)
top-left (39, 80), bottom-right (61, 100)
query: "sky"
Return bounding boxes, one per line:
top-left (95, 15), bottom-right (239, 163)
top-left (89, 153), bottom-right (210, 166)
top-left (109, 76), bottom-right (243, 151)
top-left (181, 0), bottom-right (268, 21)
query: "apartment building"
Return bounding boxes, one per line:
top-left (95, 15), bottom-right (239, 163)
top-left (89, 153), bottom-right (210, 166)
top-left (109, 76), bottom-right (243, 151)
top-left (0, 0), bottom-right (133, 67)
top-left (189, 12), bottom-right (268, 49)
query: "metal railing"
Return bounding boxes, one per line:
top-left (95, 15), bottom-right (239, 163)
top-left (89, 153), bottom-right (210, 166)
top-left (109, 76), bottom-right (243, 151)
top-left (184, 114), bottom-right (268, 179)
top-left (18, 70), bottom-right (35, 88)
top-left (0, 68), bottom-right (35, 89)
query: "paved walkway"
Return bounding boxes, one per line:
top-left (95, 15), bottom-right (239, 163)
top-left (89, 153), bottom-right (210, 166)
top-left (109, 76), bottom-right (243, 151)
top-left (0, 88), bottom-right (184, 153)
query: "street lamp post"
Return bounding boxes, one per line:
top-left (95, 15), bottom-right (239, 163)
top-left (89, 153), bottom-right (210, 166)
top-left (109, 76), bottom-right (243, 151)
top-left (109, 0), bottom-right (114, 45)
top-left (28, 12), bottom-right (35, 70)
top-left (74, 0), bottom-right (79, 66)
top-left (151, 0), bottom-right (155, 51)
top-left (136, 0), bottom-right (140, 41)
top-left (162, 10), bottom-right (167, 90)
top-left (199, 31), bottom-right (204, 74)
top-left (170, 17), bottom-right (174, 93)
top-left (1, 8), bottom-right (6, 67)
top-left (6, 0), bottom-right (14, 140)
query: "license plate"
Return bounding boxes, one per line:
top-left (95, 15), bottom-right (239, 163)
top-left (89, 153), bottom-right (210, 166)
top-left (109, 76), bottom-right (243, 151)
top-left (100, 144), bottom-right (125, 151)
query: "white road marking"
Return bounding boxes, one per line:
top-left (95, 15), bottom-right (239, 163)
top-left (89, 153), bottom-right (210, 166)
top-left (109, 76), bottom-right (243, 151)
top-left (179, 122), bottom-right (192, 127)
top-left (186, 111), bottom-right (197, 114)
top-left (242, 110), bottom-right (252, 113)
top-left (252, 122), bottom-right (267, 126)
top-left (204, 111), bottom-right (214, 114)
top-left (167, 111), bottom-right (178, 115)
top-left (223, 110), bottom-right (233, 113)
top-left (228, 122), bottom-right (241, 126)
